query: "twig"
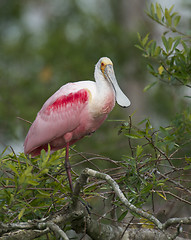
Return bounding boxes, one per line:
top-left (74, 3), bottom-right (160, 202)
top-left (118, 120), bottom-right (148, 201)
top-left (128, 116), bottom-right (134, 157)
top-left (70, 148), bottom-right (101, 171)
top-left (152, 190), bottom-right (191, 206)
top-left (156, 170), bottom-right (191, 196)
top-left (119, 216), bottom-right (134, 240)
top-left (144, 135), bottom-right (173, 166)
top-left (16, 117), bottom-right (32, 125)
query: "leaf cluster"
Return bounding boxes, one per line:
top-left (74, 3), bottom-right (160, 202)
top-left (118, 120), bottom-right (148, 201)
top-left (116, 115), bottom-right (191, 222)
top-left (136, 3), bottom-right (191, 91)
top-left (0, 148), bottom-right (71, 222)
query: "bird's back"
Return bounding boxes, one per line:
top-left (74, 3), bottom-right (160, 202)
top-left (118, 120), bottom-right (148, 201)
top-left (24, 81), bottom-right (97, 156)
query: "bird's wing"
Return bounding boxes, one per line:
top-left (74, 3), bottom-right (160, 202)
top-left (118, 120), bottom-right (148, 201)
top-left (24, 81), bottom-right (95, 154)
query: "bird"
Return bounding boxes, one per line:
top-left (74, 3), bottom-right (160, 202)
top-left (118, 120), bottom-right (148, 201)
top-left (24, 57), bottom-right (130, 191)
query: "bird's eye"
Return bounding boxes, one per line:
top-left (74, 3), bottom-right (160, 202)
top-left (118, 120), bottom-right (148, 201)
top-left (101, 62), bottom-right (105, 72)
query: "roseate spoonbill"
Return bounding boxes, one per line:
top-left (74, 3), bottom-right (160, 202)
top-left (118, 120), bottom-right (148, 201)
top-left (24, 57), bottom-right (130, 191)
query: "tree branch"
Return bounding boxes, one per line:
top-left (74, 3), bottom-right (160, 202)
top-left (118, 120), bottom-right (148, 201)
top-left (82, 168), bottom-right (163, 229)
top-left (162, 217), bottom-right (191, 230)
top-left (46, 221), bottom-right (69, 240)
top-left (0, 207), bottom-right (84, 240)
top-left (0, 168), bottom-right (190, 240)
top-left (82, 168), bottom-right (191, 232)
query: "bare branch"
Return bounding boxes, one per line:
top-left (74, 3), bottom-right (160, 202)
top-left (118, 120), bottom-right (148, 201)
top-left (82, 168), bottom-right (163, 229)
top-left (46, 221), bottom-right (69, 240)
top-left (162, 217), bottom-right (191, 230)
top-left (156, 170), bottom-right (191, 196)
top-left (82, 168), bottom-right (191, 233)
top-left (0, 228), bottom-right (49, 240)
top-left (16, 117), bottom-right (32, 125)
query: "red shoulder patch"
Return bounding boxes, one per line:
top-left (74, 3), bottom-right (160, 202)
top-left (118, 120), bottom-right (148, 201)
top-left (45, 89), bottom-right (89, 114)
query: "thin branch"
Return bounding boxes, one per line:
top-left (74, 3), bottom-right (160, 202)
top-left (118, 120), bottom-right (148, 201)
top-left (128, 116), bottom-right (134, 157)
top-left (119, 216), bottom-right (134, 240)
top-left (144, 135), bottom-right (173, 166)
top-left (161, 63), bottom-right (191, 89)
top-left (70, 148), bottom-right (101, 171)
top-left (152, 190), bottom-right (191, 206)
top-left (16, 117), bottom-right (32, 125)
top-left (146, 12), bottom-right (191, 39)
top-left (156, 170), bottom-right (191, 196)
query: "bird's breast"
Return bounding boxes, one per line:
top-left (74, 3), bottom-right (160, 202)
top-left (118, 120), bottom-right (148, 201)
top-left (90, 90), bottom-right (115, 118)
top-left (101, 95), bottom-right (115, 114)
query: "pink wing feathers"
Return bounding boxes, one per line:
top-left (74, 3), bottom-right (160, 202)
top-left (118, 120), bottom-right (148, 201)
top-left (24, 82), bottom-right (94, 156)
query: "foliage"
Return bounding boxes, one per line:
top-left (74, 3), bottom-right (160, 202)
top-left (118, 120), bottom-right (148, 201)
top-left (0, 2), bottom-right (191, 240)
top-left (0, 114), bottom-right (191, 238)
top-left (0, 148), bottom-right (72, 223)
top-left (119, 116), bottom-right (191, 208)
top-left (136, 3), bottom-right (191, 90)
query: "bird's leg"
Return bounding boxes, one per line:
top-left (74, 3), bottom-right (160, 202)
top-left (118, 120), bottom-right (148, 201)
top-left (65, 143), bottom-right (73, 192)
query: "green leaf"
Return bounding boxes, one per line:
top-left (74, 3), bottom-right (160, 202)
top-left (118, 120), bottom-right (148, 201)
top-left (146, 64), bottom-right (155, 73)
top-left (137, 32), bottom-right (141, 42)
top-left (141, 183), bottom-right (153, 194)
top-left (156, 3), bottom-right (162, 21)
top-left (143, 81), bottom-right (157, 92)
top-left (125, 133), bottom-right (143, 139)
top-left (173, 37), bottom-right (181, 50)
top-left (0, 147), bottom-right (9, 158)
top-left (37, 190), bottom-right (51, 197)
top-left (7, 164), bottom-right (19, 176)
top-left (160, 126), bottom-right (168, 135)
top-left (165, 8), bottom-right (172, 26)
top-left (181, 41), bottom-right (189, 53)
top-left (18, 208), bottom-right (25, 220)
top-left (168, 37), bottom-right (174, 50)
top-left (184, 165), bottom-right (191, 170)
top-left (138, 118), bottom-right (148, 125)
top-left (174, 15), bottom-right (181, 27)
top-left (161, 35), bottom-right (169, 52)
top-left (150, 41), bottom-right (156, 56)
top-left (154, 46), bottom-right (161, 56)
top-left (169, 5), bottom-right (174, 14)
top-left (136, 145), bottom-right (143, 157)
top-left (38, 168), bottom-right (49, 176)
top-left (27, 180), bottom-right (39, 186)
top-left (135, 44), bottom-right (144, 51)
top-left (142, 33), bottom-right (150, 47)
top-left (118, 210), bottom-right (128, 222)
top-left (150, 3), bottom-right (155, 17)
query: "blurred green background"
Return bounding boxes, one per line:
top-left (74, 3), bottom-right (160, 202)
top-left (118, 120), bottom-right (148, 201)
top-left (0, 0), bottom-right (190, 159)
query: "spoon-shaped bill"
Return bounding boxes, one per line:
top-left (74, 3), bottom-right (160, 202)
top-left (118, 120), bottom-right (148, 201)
top-left (105, 65), bottom-right (130, 108)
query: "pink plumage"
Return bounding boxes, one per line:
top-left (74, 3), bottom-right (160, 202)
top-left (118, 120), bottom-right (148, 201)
top-left (24, 57), bottom-right (130, 157)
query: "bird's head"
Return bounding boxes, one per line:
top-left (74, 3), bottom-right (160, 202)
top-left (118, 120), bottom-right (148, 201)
top-left (95, 57), bottom-right (131, 108)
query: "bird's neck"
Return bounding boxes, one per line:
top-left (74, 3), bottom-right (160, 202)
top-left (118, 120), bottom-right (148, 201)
top-left (90, 70), bottom-right (115, 116)
top-left (94, 70), bottom-right (114, 95)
